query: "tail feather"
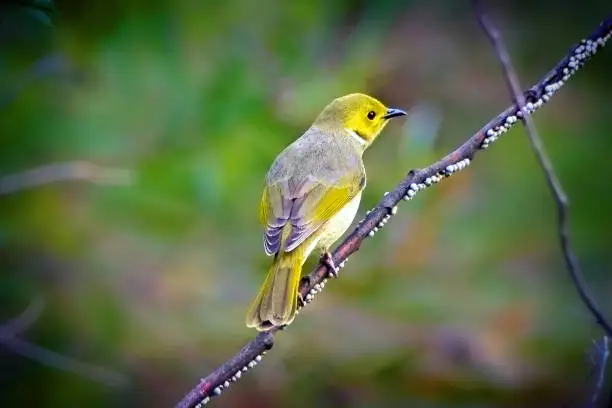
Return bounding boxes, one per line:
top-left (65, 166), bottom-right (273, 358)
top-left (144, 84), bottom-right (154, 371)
top-left (246, 250), bottom-right (303, 331)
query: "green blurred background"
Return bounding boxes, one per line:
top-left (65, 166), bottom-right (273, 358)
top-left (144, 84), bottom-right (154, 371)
top-left (1, 0), bottom-right (611, 407)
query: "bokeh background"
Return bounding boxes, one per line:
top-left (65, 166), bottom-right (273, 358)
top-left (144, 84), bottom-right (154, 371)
top-left (1, 0), bottom-right (611, 407)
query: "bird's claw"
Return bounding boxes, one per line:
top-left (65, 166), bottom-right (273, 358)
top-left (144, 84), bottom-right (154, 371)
top-left (321, 251), bottom-right (339, 278)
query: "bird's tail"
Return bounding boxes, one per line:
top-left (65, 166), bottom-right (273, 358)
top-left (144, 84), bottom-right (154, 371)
top-left (246, 248), bottom-right (304, 331)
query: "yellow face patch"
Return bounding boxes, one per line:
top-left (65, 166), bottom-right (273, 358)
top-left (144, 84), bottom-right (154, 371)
top-left (313, 93), bottom-right (405, 145)
top-left (341, 95), bottom-right (390, 143)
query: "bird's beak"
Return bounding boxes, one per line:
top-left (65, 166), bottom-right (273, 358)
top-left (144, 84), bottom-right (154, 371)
top-left (382, 108), bottom-right (407, 119)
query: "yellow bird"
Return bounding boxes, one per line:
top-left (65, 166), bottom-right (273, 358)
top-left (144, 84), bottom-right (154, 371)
top-left (246, 93), bottom-right (406, 331)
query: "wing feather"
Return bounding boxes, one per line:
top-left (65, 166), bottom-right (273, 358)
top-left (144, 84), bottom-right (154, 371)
top-left (260, 176), bottom-right (361, 255)
top-left (259, 128), bottom-right (365, 255)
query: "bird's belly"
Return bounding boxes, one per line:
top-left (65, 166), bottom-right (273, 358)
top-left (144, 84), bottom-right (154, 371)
top-left (316, 191), bottom-right (362, 250)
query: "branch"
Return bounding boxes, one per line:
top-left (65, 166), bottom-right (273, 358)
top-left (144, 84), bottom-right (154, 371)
top-left (0, 299), bottom-right (129, 387)
top-left (175, 16), bottom-right (612, 408)
top-left (475, 6), bottom-right (612, 406)
top-left (0, 160), bottom-right (133, 195)
top-left (589, 337), bottom-right (609, 408)
top-left (0, 296), bottom-right (44, 336)
top-left (0, 53), bottom-right (68, 109)
top-left (475, 4), bottom-right (612, 338)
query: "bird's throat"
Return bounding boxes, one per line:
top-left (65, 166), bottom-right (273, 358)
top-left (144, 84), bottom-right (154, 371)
top-left (345, 128), bottom-right (369, 150)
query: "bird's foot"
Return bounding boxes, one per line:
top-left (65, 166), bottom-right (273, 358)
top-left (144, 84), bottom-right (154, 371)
top-left (321, 251), bottom-right (339, 278)
top-left (297, 292), bottom-right (305, 308)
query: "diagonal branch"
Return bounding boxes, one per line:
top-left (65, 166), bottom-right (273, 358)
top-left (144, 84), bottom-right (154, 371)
top-left (589, 336), bottom-right (610, 408)
top-left (175, 16), bottom-right (612, 408)
top-left (475, 3), bottom-right (612, 338)
top-left (475, 6), bottom-right (612, 406)
top-left (0, 299), bottom-right (129, 387)
top-left (0, 161), bottom-right (133, 195)
top-left (0, 297), bottom-right (44, 336)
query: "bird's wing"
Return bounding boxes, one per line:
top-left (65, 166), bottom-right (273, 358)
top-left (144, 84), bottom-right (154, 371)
top-left (259, 174), bottom-right (363, 255)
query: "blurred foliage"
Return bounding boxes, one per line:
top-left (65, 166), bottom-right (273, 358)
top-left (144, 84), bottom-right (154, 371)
top-left (1, 0), bottom-right (611, 407)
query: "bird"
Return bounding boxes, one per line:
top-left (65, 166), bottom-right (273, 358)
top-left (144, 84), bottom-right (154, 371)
top-left (246, 93), bottom-right (406, 331)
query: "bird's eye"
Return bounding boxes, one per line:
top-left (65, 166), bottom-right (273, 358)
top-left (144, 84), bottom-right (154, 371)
top-left (367, 111), bottom-right (376, 120)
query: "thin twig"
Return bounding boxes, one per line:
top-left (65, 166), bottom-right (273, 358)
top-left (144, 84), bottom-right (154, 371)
top-left (0, 336), bottom-right (130, 387)
top-left (176, 16), bottom-right (612, 408)
top-left (0, 300), bottom-right (130, 387)
top-left (475, 7), bottom-right (612, 406)
top-left (0, 53), bottom-right (68, 109)
top-left (475, 3), bottom-right (612, 338)
top-left (590, 336), bottom-right (609, 407)
top-left (0, 297), bottom-right (44, 336)
top-left (0, 161), bottom-right (133, 195)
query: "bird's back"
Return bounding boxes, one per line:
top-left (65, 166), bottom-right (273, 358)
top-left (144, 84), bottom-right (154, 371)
top-left (266, 127), bottom-right (365, 195)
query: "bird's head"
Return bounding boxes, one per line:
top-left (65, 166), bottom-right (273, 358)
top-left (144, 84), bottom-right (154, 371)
top-left (313, 93), bottom-right (406, 148)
